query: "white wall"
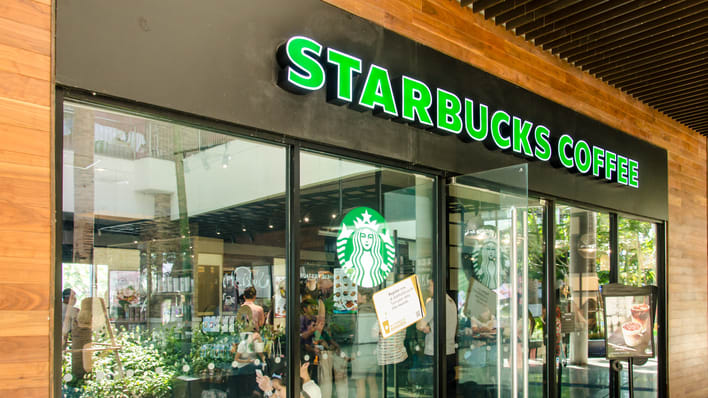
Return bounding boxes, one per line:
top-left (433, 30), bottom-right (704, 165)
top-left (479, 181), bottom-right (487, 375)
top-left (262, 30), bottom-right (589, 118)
top-left (63, 141), bottom-right (378, 221)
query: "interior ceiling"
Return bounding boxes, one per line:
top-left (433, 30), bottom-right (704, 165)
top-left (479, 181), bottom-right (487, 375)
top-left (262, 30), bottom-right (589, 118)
top-left (460, 0), bottom-right (708, 136)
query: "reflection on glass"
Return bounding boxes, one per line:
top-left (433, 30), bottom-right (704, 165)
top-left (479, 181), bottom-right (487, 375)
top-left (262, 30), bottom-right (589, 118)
top-left (555, 205), bottom-right (610, 397)
top-left (527, 203), bottom-right (546, 397)
top-left (447, 165), bottom-right (530, 398)
top-left (60, 102), bottom-right (286, 397)
top-left (619, 217), bottom-right (658, 397)
top-left (298, 151), bottom-right (435, 398)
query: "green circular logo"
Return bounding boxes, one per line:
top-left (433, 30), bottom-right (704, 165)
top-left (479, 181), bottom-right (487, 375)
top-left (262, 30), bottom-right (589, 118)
top-left (337, 207), bottom-right (395, 288)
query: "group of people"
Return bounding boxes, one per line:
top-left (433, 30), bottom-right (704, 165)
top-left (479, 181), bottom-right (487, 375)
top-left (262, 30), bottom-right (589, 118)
top-left (60, 272), bottom-right (462, 398)
top-left (294, 273), bottom-right (460, 398)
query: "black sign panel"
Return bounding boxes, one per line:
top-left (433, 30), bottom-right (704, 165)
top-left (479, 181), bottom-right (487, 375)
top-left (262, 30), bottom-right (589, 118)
top-left (56, 0), bottom-right (668, 219)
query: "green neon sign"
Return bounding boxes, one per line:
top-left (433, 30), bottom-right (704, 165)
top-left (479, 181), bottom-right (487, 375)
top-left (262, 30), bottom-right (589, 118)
top-left (336, 207), bottom-right (395, 288)
top-left (358, 65), bottom-right (398, 117)
top-left (277, 36), bottom-right (640, 188)
top-left (400, 76), bottom-right (434, 127)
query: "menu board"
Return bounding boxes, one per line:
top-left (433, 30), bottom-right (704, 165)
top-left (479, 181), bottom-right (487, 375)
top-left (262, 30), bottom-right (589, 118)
top-left (252, 266), bottom-right (272, 298)
top-left (372, 275), bottom-right (425, 339)
top-left (222, 271), bottom-right (238, 313)
top-left (333, 268), bottom-right (358, 313)
top-left (233, 266), bottom-right (272, 298)
top-left (602, 283), bottom-right (656, 359)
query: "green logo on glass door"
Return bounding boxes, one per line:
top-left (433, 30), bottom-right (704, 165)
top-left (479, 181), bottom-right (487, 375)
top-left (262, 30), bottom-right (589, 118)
top-left (337, 207), bottom-right (395, 288)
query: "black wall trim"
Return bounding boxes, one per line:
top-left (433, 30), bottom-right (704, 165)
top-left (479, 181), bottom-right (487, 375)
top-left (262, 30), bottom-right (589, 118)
top-left (657, 222), bottom-right (668, 398)
top-left (544, 199), bottom-right (556, 398)
top-left (286, 145), bottom-right (301, 398)
top-left (434, 177), bottom-right (446, 398)
top-left (55, 0), bottom-right (668, 220)
top-left (608, 213), bottom-right (620, 397)
top-left (53, 87), bottom-right (66, 398)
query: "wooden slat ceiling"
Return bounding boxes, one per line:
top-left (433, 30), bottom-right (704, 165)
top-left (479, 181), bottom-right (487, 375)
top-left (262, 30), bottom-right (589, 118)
top-left (460, 0), bottom-right (708, 136)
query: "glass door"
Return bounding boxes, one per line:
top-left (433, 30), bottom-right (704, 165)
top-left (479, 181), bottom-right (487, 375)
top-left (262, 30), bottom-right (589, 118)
top-left (447, 164), bottom-right (531, 397)
top-left (554, 205), bottom-right (610, 397)
top-left (297, 151), bottom-right (436, 398)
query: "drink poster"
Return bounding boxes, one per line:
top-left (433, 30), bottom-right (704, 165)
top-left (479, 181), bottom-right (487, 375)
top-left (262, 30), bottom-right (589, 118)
top-left (333, 268), bottom-right (358, 313)
top-left (222, 271), bottom-right (238, 313)
top-left (109, 270), bottom-right (140, 312)
top-left (273, 276), bottom-right (286, 318)
top-left (602, 283), bottom-right (657, 359)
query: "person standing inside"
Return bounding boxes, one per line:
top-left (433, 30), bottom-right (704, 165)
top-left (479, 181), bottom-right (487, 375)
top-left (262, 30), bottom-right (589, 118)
top-left (61, 288), bottom-right (79, 349)
top-left (242, 286), bottom-right (265, 329)
top-left (230, 332), bottom-right (267, 396)
top-left (351, 288), bottom-right (378, 398)
top-left (417, 278), bottom-right (458, 396)
top-left (256, 362), bottom-right (322, 398)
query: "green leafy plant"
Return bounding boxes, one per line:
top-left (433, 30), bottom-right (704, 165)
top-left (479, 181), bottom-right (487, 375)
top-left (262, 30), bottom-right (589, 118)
top-left (61, 327), bottom-right (178, 398)
top-left (83, 330), bottom-right (175, 397)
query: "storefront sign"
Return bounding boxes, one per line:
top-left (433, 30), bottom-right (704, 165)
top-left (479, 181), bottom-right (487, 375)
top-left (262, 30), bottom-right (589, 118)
top-left (372, 275), bottom-right (426, 339)
top-left (277, 36), bottom-right (640, 188)
top-left (336, 207), bottom-right (395, 288)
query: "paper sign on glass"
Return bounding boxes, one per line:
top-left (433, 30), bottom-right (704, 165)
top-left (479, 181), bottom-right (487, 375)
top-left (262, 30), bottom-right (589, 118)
top-left (372, 275), bottom-right (425, 339)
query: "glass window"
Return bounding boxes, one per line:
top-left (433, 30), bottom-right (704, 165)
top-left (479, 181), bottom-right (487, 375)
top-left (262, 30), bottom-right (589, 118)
top-left (57, 101), bottom-right (664, 398)
top-left (526, 201), bottom-right (547, 397)
top-left (447, 165), bottom-right (531, 398)
top-left (297, 151), bottom-right (435, 398)
top-left (619, 217), bottom-right (658, 397)
top-left (60, 102), bottom-right (286, 398)
top-left (554, 205), bottom-right (610, 397)
top-left (619, 218), bottom-right (657, 287)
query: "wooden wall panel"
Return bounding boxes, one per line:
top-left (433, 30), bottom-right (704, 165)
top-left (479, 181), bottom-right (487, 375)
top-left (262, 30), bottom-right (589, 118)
top-left (0, 0), bottom-right (51, 397)
top-left (322, 0), bottom-right (708, 396)
top-left (0, 0), bottom-right (704, 396)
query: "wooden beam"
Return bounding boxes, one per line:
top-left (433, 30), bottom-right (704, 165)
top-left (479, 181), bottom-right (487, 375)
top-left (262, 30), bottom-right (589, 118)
top-left (561, 3), bottom-right (707, 61)
top-left (605, 53), bottom-right (708, 86)
top-left (579, 26), bottom-right (708, 72)
top-left (519, 0), bottom-right (614, 38)
top-left (623, 68), bottom-right (708, 93)
top-left (540, 0), bottom-right (665, 49)
top-left (587, 36), bottom-right (708, 76)
top-left (568, 15), bottom-right (708, 65)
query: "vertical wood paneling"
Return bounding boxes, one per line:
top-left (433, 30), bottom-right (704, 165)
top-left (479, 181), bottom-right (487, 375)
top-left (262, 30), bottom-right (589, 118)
top-left (0, 0), bottom-right (51, 397)
top-left (0, 1), bottom-right (704, 397)
top-left (322, 0), bottom-right (708, 396)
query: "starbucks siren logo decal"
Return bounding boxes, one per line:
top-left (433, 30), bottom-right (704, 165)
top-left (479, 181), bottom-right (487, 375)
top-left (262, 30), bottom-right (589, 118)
top-left (337, 207), bottom-right (395, 288)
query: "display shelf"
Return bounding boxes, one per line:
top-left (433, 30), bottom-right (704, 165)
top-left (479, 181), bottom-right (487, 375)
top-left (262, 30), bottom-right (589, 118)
top-left (153, 291), bottom-right (194, 296)
top-left (112, 319), bottom-right (147, 324)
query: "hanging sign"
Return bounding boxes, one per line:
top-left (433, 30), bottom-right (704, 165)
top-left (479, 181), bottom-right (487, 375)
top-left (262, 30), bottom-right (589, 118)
top-left (372, 275), bottom-right (426, 339)
top-left (277, 36), bottom-right (640, 188)
top-left (336, 207), bottom-right (395, 288)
